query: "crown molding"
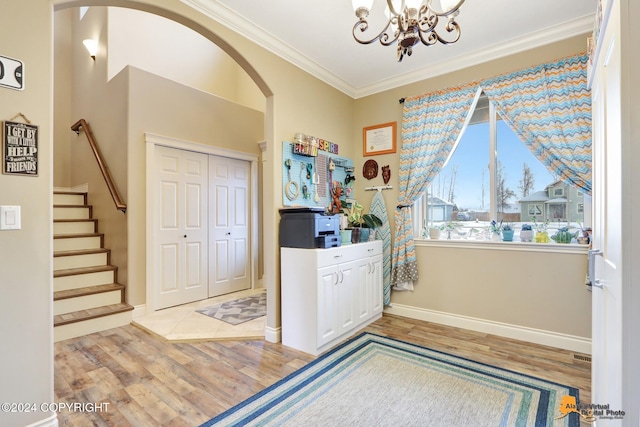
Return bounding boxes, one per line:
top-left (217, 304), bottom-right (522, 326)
top-left (353, 14), bottom-right (594, 98)
top-left (181, 1), bottom-right (593, 99)
top-left (181, 0), bottom-right (357, 96)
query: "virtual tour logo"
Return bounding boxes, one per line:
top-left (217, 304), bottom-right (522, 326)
top-left (556, 395), bottom-right (626, 422)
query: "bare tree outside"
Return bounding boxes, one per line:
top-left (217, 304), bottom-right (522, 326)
top-left (518, 163), bottom-right (535, 197)
top-left (496, 161), bottom-right (516, 217)
top-left (447, 164), bottom-right (458, 203)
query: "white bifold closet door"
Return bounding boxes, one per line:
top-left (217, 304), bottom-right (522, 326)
top-left (155, 146), bottom-right (209, 309)
top-left (208, 155), bottom-right (250, 296)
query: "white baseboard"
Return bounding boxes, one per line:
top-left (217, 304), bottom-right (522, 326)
top-left (264, 325), bottom-right (281, 343)
top-left (25, 413), bottom-right (58, 427)
top-left (384, 303), bottom-right (592, 355)
top-left (132, 304), bottom-right (147, 319)
top-left (131, 304), bottom-right (147, 319)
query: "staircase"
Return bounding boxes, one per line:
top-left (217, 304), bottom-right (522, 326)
top-left (53, 191), bottom-right (133, 342)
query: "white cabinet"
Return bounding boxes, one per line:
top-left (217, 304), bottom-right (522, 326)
top-left (281, 241), bottom-right (383, 355)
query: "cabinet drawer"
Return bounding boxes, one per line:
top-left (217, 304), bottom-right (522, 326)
top-left (316, 241), bottom-right (381, 268)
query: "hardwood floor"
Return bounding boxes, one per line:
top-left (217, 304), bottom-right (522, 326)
top-left (54, 314), bottom-right (591, 426)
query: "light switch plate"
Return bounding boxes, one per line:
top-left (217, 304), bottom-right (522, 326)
top-left (0, 205), bottom-right (21, 230)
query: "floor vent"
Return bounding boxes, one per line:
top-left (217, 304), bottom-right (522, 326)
top-left (573, 354), bottom-right (592, 362)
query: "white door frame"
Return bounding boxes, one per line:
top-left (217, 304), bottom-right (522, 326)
top-left (145, 132), bottom-right (259, 313)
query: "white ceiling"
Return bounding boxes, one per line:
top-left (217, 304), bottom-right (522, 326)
top-left (182, 0), bottom-right (595, 98)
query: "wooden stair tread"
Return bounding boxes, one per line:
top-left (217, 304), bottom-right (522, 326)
top-left (54, 248), bottom-right (110, 258)
top-left (54, 303), bottom-right (133, 327)
top-left (54, 283), bottom-right (125, 301)
top-left (54, 264), bottom-right (116, 278)
top-left (54, 232), bottom-right (103, 239)
top-left (53, 191), bottom-right (87, 195)
top-left (53, 204), bottom-right (91, 208)
top-left (54, 218), bottom-right (97, 223)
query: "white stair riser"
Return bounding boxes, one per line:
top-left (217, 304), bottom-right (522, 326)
top-left (54, 290), bottom-right (122, 316)
top-left (54, 207), bottom-right (90, 220)
top-left (55, 271), bottom-right (115, 291)
top-left (54, 253), bottom-right (108, 271)
top-left (54, 221), bottom-right (95, 234)
top-left (54, 311), bottom-right (132, 342)
top-left (54, 236), bottom-right (101, 251)
top-left (53, 194), bottom-right (85, 206)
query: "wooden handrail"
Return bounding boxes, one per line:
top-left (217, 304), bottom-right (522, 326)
top-left (71, 119), bottom-right (127, 213)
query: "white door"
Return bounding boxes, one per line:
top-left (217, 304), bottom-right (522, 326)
top-left (317, 265), bottom-right (338, 348)
top-left (209, 156), bottom-right (251, 296)
top-left (590, 22), bottom-right (623, 415)
top-left (155, 146), bottom-right (209, 309)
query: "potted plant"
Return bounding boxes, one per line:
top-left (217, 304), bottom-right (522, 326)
top-left (361, 212), bottom-right (383, 241)
top-left (532, 216), bottom-right (550, 243)
top-left (344, 201), bottom-right (381, 243)
top-left (490, 220), bottom-right (503, 241)
top-left (501, 223), bottom-right (514, 241)
top-left (551, 226), bottom-right (578, 244)
top-left (520, 224), bottom-right (534, 242)
top-left (428, 226), bottom-right (441, 240)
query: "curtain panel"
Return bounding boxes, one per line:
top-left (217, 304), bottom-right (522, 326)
top-left (391, 83), bottom-right (478, 290)
top-left (481, 53), bottom-right (592, 194)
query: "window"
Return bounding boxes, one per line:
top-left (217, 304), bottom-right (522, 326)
top-left (416, 91), bottom-right (584, 241)
top-left (528, 204), bottom-right (543, 216)
top-left (578, 203), bottom-right (584, 214)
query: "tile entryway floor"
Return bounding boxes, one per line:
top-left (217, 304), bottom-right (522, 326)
top-left (132, 289), bottom-right (266, 341)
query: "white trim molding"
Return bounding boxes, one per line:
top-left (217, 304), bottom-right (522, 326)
top-left (384, 303), bottom-right (591, 355)
top-left (132, 304), bottom-right (147, 319)
top-left (264, 325), bottom-right (281, 344)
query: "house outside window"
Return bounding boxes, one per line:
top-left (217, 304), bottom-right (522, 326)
top-left (415, 92), bottom-right (585, 241)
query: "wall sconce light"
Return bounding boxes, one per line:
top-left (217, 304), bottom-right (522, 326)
top-left (82, 39), bottom-right (98, 60)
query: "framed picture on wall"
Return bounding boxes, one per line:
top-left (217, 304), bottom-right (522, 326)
top-left (363, 122), bottom-right (396, 156)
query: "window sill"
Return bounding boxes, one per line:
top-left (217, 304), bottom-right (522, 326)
top-left (414, 238), bottom-right (590, 255)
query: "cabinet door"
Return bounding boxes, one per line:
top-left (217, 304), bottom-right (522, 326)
top-left (317, 265), bottom-right (339, 348)
top-left (354, 257), bottom-right (371, 323)
top-left (337, 260), bottom-right (357, 334)
top-left (368, 254), bottom-right (383, 316)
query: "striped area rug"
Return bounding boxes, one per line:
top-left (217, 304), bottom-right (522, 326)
top-left (201, 333), bottom-right (579, 427)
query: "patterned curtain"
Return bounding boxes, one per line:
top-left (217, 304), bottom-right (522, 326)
top-left (392, 83), bottom-right (479, 290)
top-left (481, 53), bottom-right (592, 194)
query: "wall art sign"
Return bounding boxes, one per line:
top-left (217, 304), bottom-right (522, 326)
top-left (3, 121), bottom-right (38, 176)
top-left (0, 55), bottom-right (24, 91)
top-left (363, 121), bottom-right (397, 156)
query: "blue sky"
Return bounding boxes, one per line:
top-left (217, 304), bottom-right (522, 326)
top-left (431, 119), bottom-right (556, 211)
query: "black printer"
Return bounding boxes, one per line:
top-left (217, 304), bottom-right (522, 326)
top-left (279, 207), bottom-right (341, 248)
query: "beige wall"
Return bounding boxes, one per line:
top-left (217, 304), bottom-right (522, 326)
top-left (390, 244), bottom-right (591, 338)
top-left (54, 9), bottom-right (74, 187)
top-left (0, 2), bottom-right (55, 427)
top-left (107, 7), bottom-right (263, 106)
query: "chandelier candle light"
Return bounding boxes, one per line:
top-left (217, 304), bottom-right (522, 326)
top-left (352, 0), bottom-right (465, 61)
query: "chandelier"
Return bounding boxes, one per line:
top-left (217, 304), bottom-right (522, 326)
top-left (352, 0), bottom-right (466, 62)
